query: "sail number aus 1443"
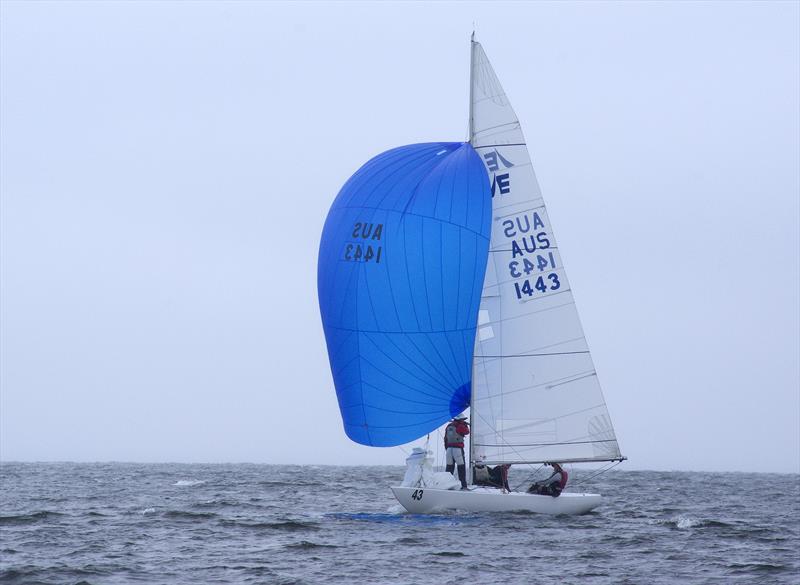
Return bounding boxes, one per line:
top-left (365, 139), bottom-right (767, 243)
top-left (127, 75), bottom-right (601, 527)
top-left (514, 273), bottom-right (561, 299)
top-left (343, 222), bottom-right (383, 263)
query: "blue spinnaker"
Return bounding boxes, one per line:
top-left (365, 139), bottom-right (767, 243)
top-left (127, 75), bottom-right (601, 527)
top-left (318, 142), bottom-right (491, 446)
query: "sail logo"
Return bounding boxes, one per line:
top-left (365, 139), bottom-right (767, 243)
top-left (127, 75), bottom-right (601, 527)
top-left (342, 221), bottom-right (383, 263)
top-left (484, 149), bottom-right (514, 198)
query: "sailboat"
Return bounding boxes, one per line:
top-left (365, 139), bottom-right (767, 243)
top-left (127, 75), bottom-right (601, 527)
top-left (318, 36), bottom-right (624, 515)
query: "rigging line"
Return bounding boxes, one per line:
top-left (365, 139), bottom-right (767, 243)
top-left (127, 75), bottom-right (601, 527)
top-left (475, 350), bottom-right (591, 358)
top-left (568, 460), bottom-right (623, 488)
top-left (513, 463), bottom-right (545, 492)
top-left (470, 385), bottom-right (542, 469)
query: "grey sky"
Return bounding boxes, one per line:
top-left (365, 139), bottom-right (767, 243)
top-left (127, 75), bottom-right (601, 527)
top-left (1, 1), bottom-right (798, 473)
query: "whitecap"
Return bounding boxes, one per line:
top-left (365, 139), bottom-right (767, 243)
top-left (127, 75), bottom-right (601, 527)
top-left (140, 507), bottom-right (156, 515)
top-left (675, 515), bottom-right (702, 529)
top-left (174, 480), bottom-right (205, 487)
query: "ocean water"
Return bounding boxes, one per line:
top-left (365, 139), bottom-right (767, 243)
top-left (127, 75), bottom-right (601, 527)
top-left (0, 463), bottom-right (798, 584)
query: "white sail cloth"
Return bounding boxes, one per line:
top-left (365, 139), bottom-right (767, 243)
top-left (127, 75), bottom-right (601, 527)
top-left (469, 41), bottom-right (622, 465)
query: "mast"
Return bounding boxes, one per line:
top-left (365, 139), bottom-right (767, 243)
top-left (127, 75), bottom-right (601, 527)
top-left (468, 31), bottom-right (476, 143)
top-left (468, 32), bottom-right (476, 482)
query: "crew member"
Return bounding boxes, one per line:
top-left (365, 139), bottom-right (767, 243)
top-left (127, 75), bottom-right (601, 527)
top-left (527, 462), bottom-right (568, 497)
top-left (444, 416), bottom-right (470, 490)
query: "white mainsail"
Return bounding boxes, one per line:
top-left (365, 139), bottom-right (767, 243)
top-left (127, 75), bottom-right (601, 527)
top-left (469, 40), bottom-right (622, 465)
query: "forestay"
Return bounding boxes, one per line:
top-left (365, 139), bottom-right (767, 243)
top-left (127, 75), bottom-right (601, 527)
top-left (469, 41), bottom-right (622, 465)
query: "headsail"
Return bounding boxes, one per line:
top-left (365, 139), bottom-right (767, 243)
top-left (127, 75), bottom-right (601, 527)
top-left (318, 142), bottom-right (491, 447)
top-left (469, 41), bottom-right (623, 465)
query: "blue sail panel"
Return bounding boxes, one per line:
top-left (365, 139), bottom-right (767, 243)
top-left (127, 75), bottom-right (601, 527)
top-left (318, 142), bottom-right (491, 447)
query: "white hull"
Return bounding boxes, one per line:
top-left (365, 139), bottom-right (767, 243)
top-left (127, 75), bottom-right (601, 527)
top-left (391, 486), bottom-right (602, 515)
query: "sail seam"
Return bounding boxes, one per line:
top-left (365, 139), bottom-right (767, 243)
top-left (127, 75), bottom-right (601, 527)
top-left (358, 380), bottom-right (453, 408)
top-left (324, 324), bottom-right (480, 334)
top-left (472, 371), bottom-right (597, 401)
top-left (472, 143), bottom-right (527, 149)
top-left (475, 351), bottom-right (590, 358)
top-left (370, 332), bottom-right (456, 394)
top-left (474, 439), bottom-right (618, 447)
top-left (336, 204), bottom-right (490, 242)
top-left (361, 332), bottom-right (454, 398)
top-left (356, 358), bottom-right (457, 404)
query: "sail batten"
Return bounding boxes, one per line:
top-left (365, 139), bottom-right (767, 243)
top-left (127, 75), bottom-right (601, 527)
top-left (469, 40), bottom-right (622, 466)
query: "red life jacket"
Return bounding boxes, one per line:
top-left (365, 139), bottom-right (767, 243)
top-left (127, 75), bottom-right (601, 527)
top-left (444, 422), bottom-right (469, 448)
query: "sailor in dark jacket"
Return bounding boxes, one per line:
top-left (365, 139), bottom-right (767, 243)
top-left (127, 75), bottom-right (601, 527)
top-left (527, 462), bottom-right (568, 497)
top-left (444, 416), bottom-right (470, 490)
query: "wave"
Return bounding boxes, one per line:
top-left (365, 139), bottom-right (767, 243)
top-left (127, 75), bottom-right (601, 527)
top-left (258, 480), bottom-right (326, 488)
top-left (0, 568), bottom-right (42, 584)
top-left (284, 541), bottom-right (339, 550)
top-left (432, 551), bottom-right (467, 557)
top-left (727, 562), bottom-right (789, 575)
top-left (174, 480), bottom-right (206, 487)
top-left (164, 510), bottom-right (217, 520)
top-left (653, 516), bottom-right (737, 530)
top-left (0, 511), bottom-right (64, 525)
top-left (218, 519), bottom-right (320, 531)
top-left (674, 515), bottom-right (703, 529)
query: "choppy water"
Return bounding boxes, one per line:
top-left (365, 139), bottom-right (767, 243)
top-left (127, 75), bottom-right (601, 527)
top-left (0, 463), bottom-right (798, 584)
